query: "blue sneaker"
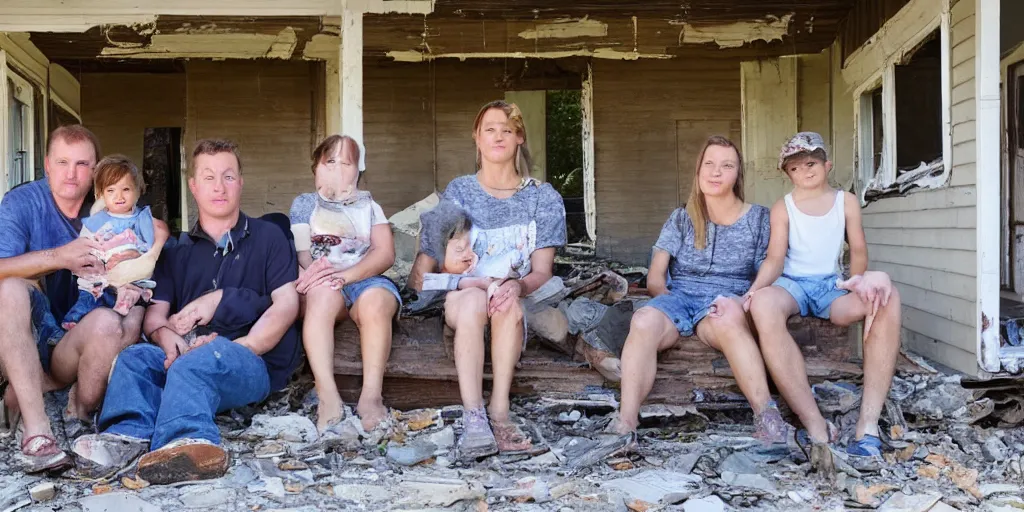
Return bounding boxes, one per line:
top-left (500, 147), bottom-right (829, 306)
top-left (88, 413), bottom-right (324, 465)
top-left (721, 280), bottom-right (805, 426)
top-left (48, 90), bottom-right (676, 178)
top-left (847, 434), bottom-right (883, 457)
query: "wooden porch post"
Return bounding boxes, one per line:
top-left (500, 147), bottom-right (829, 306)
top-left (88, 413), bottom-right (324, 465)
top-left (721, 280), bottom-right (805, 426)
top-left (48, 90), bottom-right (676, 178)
top-left (976, 0), bottom-right (1001, 372)
top-left (337, 0), bottom-right (364, 148)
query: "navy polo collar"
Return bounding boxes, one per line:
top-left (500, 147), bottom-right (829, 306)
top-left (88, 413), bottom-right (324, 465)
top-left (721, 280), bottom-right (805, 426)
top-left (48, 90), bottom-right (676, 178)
top-left (188, 212), bottom-right (251, 255)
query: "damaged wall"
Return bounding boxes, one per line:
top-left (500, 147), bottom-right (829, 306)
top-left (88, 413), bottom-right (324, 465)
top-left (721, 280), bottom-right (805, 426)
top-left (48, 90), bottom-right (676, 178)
top-left (592, 58), bottom-right (742, 264)
top-left (849, 0), bottom-right (979, 375)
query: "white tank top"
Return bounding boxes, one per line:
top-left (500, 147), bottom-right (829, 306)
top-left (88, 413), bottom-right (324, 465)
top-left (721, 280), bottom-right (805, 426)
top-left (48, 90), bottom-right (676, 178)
top-left (783, 190), bottom-right (845, 277)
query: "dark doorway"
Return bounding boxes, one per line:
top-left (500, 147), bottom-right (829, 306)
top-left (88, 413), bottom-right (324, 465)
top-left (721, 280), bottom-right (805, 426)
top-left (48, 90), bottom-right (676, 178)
top-left (546, 89), bottom-right (586, 243)
top-left (143, 127), bottom-right (183, 233)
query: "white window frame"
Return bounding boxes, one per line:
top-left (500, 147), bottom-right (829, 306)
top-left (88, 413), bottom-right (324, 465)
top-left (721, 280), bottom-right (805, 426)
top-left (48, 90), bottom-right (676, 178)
top-left (852, 1), bottom-right (952, 200)
top-left (5, 65), bottom-right (35, 193)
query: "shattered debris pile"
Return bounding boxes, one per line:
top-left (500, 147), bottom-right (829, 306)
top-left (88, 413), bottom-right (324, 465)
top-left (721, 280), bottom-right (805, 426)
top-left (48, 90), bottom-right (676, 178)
top-left (4, 365), bottom-right (1024, 511)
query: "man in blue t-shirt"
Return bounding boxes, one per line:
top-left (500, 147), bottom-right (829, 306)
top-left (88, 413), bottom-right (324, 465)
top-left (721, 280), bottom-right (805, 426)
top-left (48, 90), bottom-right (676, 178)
top-left (71, 139), bottom-right (301, 485)
top-left (0, 125), bottom-right (146, 473)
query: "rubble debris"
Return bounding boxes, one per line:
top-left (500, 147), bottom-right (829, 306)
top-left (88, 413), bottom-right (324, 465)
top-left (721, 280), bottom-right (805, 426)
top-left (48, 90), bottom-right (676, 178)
top-left (79, 493), bottom-right (163, 512)
top-left (719, 471), bottom-right (779, 496)
top-left (683, 495), bottom-right (726, 512)
top-left (876, 492), bottom-right (942, 512)
top-left (601, 470), bottom-right (702, 505)
top-left (28, 482), bottom-right (55, 502)
top-left (241, 414), bottom-right (318, 444)
top-left (398, 476), bottom-right (485, 507)
top-left (387, 440), bottom-right (437, 466)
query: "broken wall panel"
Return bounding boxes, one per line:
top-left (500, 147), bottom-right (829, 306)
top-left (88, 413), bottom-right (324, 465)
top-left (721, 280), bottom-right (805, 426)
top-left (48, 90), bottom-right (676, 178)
top-left (839, 0), bottom-right (914, 63)
top-left (592, 58), bottom-right (742, 265)
top-left (185, 60), bottom-right (315, 221)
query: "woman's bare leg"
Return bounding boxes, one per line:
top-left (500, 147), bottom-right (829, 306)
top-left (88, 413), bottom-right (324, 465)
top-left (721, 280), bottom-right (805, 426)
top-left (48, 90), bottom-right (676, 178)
top-left (616, 307), bottom-right (680, 434)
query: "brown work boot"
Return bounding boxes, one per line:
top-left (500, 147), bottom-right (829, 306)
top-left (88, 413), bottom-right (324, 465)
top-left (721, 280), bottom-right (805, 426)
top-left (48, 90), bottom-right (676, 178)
top-left (137, 438), bottom-right (229, 484)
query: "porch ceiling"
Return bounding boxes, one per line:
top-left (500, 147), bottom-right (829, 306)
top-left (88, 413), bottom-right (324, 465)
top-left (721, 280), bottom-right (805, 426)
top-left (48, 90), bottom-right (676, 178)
top-left (28, 1), bottom-right (855, 65)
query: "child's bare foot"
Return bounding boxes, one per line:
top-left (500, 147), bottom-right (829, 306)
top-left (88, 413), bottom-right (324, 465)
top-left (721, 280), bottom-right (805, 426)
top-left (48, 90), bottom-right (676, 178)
top-left (356, 398), bottom-right (388, 432)
top-left (315, 397), bottom-right (345, 433)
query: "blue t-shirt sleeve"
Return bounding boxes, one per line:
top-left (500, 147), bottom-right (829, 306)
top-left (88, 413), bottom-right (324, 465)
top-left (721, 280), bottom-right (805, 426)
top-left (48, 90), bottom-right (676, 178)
top-left (289, 193), bottom-right (315, 226)
top-left (136, 207), bottom-right (156, 251)
top-left (0, 192), bottom-right (31, 258)
top-left (653, 208), bottom-right (687, 256)
top-left (534, 184), bottom-right (567, 250)
top-left (753, 206), bottom-right (771, 271)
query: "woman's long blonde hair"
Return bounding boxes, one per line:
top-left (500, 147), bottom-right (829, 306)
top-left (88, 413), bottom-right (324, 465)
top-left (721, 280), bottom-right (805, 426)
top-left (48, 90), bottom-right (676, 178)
top-left (472, 100), bottom-right (533, 177)
top-left (685, 135), bottom-right (746, 250)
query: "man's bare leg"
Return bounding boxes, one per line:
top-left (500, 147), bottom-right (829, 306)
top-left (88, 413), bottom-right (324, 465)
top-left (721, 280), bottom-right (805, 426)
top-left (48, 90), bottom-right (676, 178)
top-left (50, 306), bottom-right (144, 419)
top-left (615, 307), bottom-right (681, 434)
top-left (830, 288), bottom-right (902, 439)
top-left (0, 278), bottom-right (54, 441)
top-left (750, 286), bottom-right (831, 443)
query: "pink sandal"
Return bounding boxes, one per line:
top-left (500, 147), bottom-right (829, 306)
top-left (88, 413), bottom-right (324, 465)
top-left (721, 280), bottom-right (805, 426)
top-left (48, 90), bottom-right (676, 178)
top-left (20, 434), bottom-right (72, 473)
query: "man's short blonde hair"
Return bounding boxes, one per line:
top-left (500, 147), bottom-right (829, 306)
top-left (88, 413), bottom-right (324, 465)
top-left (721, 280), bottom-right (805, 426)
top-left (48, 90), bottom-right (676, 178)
top-left (189, 139), bottom-right (242, 179)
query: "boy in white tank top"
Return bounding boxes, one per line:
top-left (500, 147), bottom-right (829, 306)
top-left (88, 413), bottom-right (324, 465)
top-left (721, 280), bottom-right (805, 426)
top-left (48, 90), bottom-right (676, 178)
top-left (744, 132), bottom-right (903, 468)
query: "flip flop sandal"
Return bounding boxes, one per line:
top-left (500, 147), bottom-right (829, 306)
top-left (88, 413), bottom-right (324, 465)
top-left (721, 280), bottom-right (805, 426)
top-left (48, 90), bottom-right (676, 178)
top-left (19, 434), bottom-right (72, 474)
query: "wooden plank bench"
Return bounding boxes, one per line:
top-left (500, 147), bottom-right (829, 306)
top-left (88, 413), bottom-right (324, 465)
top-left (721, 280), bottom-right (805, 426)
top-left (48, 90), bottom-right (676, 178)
top-left (333, 313), bottom-right (863, 410)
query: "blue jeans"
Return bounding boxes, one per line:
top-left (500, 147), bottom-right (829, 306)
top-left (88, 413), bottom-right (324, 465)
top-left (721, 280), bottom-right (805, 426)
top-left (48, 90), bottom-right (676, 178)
top-left (62, 288), bottom-right (117, 327)
top-left (99, 337), bottom-right (270, 449)
top-left (774, 273), bottom-right (848, 319)
top-left (341, 275), bottom-right (401, 310)
top-left (29, 287), bottom-right (65, 373)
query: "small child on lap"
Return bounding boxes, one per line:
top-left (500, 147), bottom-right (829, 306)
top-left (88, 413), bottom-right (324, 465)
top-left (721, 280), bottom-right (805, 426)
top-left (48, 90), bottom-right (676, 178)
top-left (62, 155), bottom-right (168, 330)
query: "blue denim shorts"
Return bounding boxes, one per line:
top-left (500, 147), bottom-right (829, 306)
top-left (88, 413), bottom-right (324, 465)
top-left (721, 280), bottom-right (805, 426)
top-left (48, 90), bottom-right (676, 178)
top-left (341, 275), bottom-right (402, 310)
top-left (774, 273), bottom-right (848, 319)
top-left (646, 290), bottom-right (718, 337)
top-left (29, 287), bottom-right (65, 373)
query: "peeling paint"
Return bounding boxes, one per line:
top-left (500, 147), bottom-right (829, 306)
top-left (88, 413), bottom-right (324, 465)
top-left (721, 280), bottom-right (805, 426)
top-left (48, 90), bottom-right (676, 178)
top-left (100, 32), bottom-right (286, 59)
top-left (385, 48), bottom-right (672, 62)
top-left (675, 13), bottom-right (793, 49)
top-left (264, 27), bottom-right (297, 59)
top-left (518, 17), bottom-right (608, 40)
top-left (303, 33), bottom-right (340, 60)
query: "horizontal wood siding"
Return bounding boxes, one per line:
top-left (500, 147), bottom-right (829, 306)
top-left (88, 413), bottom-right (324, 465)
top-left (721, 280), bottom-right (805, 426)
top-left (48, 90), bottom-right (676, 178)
top-left (81, 73), bottom-right (186, 173)
top-left (859, 0), bottom-right (978, 375)
top-left (593, 58), bottom-right (742, 264)
top-left (185, 60), bottom-right (314, 221)
top-left (361, 60), bottom-right (435, 216)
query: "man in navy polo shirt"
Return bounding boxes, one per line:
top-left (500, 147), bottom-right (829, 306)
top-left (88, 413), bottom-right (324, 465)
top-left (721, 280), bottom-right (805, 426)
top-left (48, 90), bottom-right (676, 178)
top-left (72, 139), bottom-right (301, 484)
top-left (0, 125), bottom-right (147, 473)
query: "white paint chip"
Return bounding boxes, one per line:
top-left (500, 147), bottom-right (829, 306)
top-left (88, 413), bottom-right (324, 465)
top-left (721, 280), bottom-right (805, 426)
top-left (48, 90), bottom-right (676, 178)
top-left (518, 17), bottom-right (608, 40)
top-left (677, 13), bottom-right (793, 48)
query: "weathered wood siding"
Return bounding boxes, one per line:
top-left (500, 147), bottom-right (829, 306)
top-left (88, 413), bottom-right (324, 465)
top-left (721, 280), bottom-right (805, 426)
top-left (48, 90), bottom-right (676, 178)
top-left (184, 60), bottom-right (315, 220)
top-left (592, 58), bottom-right (742, 264)
top-left (80, 73), bottom-right (186, 170)
top-left (860, 0), bottom-right (978, 374)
